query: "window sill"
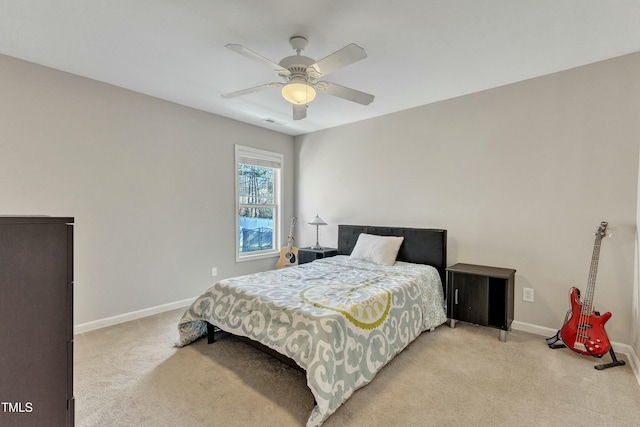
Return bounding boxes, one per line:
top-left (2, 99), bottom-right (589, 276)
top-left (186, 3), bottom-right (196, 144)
top-left (236, 250), bottom-right (279, 263)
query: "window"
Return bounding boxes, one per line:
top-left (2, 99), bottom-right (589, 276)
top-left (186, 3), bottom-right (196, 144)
top-left (235, 145), bottom-right (283, 261)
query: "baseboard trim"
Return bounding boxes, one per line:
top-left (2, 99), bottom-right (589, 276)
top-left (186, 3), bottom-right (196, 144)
top-left (512, 320), bottom-right (640, 386)
top-left (74, 297), bottom-right (195, 335)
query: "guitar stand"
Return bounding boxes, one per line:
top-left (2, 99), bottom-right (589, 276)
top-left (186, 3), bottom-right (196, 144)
top-left (594, 348), bottom-right (626, 370)
top-left (545, 331), bottom-right (626, 370)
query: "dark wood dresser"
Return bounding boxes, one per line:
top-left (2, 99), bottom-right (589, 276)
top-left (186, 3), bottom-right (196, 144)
top-left (0, 216), bottom-right (74, 426)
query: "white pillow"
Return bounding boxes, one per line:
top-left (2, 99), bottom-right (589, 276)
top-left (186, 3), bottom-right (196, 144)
top-left (349, 233), bottom-right (404, 266)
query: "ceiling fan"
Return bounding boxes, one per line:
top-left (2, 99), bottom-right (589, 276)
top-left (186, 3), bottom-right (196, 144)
top-left (221, 36), bottom-right (375, 120)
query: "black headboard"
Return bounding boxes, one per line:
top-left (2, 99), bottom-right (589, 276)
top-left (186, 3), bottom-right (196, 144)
top-left (337, 225), bottom-right (447, 287)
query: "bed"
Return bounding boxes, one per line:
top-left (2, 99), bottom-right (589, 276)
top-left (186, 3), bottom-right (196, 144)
top-left (178, 225), bottom-right (447, 426)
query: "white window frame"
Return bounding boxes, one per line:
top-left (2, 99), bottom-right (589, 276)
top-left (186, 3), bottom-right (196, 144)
top-left (235, 144), bottom-right (283, 262)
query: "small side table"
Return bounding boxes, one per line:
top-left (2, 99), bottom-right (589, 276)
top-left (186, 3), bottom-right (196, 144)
top-left (446, 263), bottom-right (515, 342)
top-left (298, 247), bottom-right (337, 264)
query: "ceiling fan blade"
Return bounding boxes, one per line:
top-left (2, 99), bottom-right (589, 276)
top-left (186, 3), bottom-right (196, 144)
top-left (314, 81), bottom-right (374, 105)
top-left (293, 104), bottom-right (307, 120)
top-left (307, 43), bottom-right (367, 78)
top-left (221, 82), bottom-right (282, 98)
top-left (225, 44), bottom-right (291, 76)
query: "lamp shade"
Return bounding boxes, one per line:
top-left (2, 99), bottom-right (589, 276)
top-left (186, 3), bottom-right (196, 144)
top-left (308, 215), bottom-right (327, 226)
top-left (282, 81), bottom-right (316, 105)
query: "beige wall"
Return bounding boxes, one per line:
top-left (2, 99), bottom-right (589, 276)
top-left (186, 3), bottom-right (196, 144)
top-left (295, 53), bottom-right (640, 346)
top-left (635, 152), bottom-right (640, 356)
top-left (0, 54), bottom-right (295, 326)
top-left (2, 50), bottom-right (639, 352)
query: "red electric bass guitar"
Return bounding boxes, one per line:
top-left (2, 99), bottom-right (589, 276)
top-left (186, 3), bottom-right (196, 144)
top-left (547, 221), bottom-right (625, 369)
top-left (558, 222), bottom-right (612, 357)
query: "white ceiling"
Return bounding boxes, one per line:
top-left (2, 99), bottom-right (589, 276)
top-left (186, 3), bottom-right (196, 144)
top-left (1, 0), bottom-right (639, 136)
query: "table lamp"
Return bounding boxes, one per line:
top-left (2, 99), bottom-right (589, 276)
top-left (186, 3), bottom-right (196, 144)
top-left (308, 215), bottom-right (327, 250)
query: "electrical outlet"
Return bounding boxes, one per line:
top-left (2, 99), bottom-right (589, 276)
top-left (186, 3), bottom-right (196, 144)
top-left (523, 287), bottom-right (534, 303)
top-left (211, 267), bottom-right (218, 277)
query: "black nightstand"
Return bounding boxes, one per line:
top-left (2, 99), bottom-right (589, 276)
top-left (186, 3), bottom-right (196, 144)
top-left (446, 263), bottom-right (515, 342)
top-left (298, 247), bottom-right (337, 264)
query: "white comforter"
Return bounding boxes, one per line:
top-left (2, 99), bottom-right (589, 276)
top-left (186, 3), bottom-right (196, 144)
top-left (178, 256), bottom-right (446, 426)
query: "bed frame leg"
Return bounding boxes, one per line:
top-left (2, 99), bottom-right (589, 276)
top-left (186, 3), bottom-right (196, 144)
top-left (207, 322), bottom-right (216, 344)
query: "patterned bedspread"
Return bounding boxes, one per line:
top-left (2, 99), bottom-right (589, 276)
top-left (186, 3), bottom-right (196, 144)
top-left (177, 255), bottom-right (446, 426)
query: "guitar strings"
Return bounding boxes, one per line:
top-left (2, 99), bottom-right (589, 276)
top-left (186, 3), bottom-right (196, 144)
top-left (576, 232), bottom-right (603, 348)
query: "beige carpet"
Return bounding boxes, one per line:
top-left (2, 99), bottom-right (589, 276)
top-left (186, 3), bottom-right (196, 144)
top-left (74, 308), bottom-right (640, 426)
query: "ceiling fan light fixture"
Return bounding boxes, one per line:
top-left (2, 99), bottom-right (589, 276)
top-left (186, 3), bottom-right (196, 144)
top-left (282, 81), bottom-right (316, 105)
top-left (223, 37), bottom-right (373, 119)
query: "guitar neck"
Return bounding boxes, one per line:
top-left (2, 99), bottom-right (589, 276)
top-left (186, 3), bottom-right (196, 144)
top-left (285, 217), bottom-right (296, 252)
top-left (582, 222), bottom-right (607, 315)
